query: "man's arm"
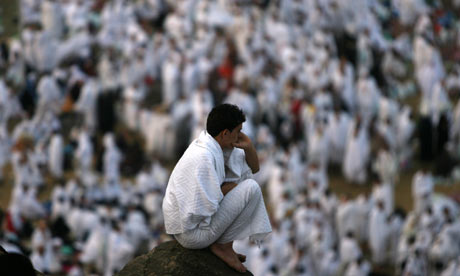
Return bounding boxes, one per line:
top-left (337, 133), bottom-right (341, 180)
top-left (221, 182), bottom-right (238, 196)
top-left (233, 132), bottom-right (260, 173)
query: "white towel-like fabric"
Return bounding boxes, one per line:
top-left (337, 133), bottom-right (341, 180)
top-left (223, 148), bottom-right (252, 183)
top-left (163, 131), bottom-right (226, 234)
top-left (175, 179), bottom-right (272, 248)
top-left (163, 131), bottom-right (271, 247)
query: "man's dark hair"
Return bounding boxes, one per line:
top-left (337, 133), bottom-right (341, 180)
top-left (206, 104), bottom-right (246, 137)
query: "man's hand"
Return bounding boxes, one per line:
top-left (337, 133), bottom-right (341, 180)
top-left (232, 132), bottom-right (253, 151)
top-left (221, 182), bottom-right (238, 196)
top-left (232, 132), bottom-right (260, 174)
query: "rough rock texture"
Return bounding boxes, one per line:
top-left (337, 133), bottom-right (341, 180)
top-left (116, 240), bottom-right (254, 276)
top-left (0, 247), bottom-right (44, 276)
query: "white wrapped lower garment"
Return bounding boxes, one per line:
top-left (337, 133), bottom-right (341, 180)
top-left (175, 179), bottom-right (272, 248)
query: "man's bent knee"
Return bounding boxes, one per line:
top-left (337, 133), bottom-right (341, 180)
top-left (239, 179), bottom-right (261, 198)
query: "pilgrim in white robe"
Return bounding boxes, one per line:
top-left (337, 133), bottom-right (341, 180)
top-left (0, 125), bottom-right (11, 179)
top-left (103, 179), bottom-right (121, 202)
top-left (415, 229), bottom-right (433, 253)
top-left (41, 0), bottom-right (65, 38)
top-left (79, 209), bottom-right (99, 240)
top-left (105, 226), bottom-right (135, 276)
top-left (441, 259), bottom-right (460, 276)
top-left (331, 58), bottom-right (356, 111)
top-left (294, 205), bottom-right (312, 249)
top-left (382, 48), bottom-right (407, 90)
top-left (371, 180), bottom-right (394, 215)
top-left (403, 249), bottom-right (428, 276)
top-left (313, 90), bottom-right (333, 121)
top-left (80, 219), bottom-right (110, 271)
top-left (356, 76), bottom-right (380, 121)
top-left (249, 247), bottom-right (276, 276)
top-left (395, 106), bottom-right (415, 164)
top-left (36, 75), bottom-right (62, 119)
top-left (306, 163), bottom-right (328, 199)
top-left (66, 205), bottom-right (85, 241)
top-left (163, 131), bottom-right (272, 249)
top-left (399, 0), bottom-right (428, 26)
top-left (451, 100), bottom-right (460, 144)
top-left (34, 31), bottom-right (59, 73)
top-left (75, 79), bottom-right (100, 132)
top-left (317, 249), bottom-right (341, 276)
top-left (412, 170), bottom-right (434, 214)
top-left (0, 80), bottom-right (15, 126)
top-left (31, 247), bottom-right (48, 274)
top-left (369, 201), bottom-right (390, 264)
top-left (56, 27), bottom-right (93, 62)
top-left (98, 53), bottom-right (120, 92)
top-left (429, 230), bottom-right (458, 266)
top-left (354, 195), bottom-right (371, 243)
top-left (63, 0), bottom-right (90, 34)
top-left (20, 185), bottom-right (46, 220)
top-left (267, 164), bottom-right (288, 215)
top-left (270, 226), bottom-right (295, 272)
top-left (51, 187), bottom-right (70, 219)
top-left (75, 130), bottom-right (93, 175)
top-left (150, 160), bottom-right (169, 190)
top-left (387, 214), bottom-right (404, 264)
top-left (103, 133), bottom-right (122, 184)
top-left (191, 85), bottom-right (214, 141)
top-left (430, 81), bottom-right (451, 125)
top-left (343, 126), bottom-right (370, 184)
top-left (48, 133), bottom-right (64, 178)
top-left (225, 88), bottom-right (258, 121)
top-left (339, 232), bottom-right (362, 267)
top-left (31, 220), bottom-right (52, 252)
top-left (161, 53), bottom-right (181, 106)
top-left (357, 31), bottom-right (373, 77)
top-left (320, 191), bottom-right (338, 227)
top-left (376, 117), bottom-right (397, 151)
top-left (336, 198), bottom-right (361, 240)
top-left (373, 148), bottom-right (398, 187)
top-left (344, 258), bottom-right (371, 276)
top-left (123, 84), bottom-right (145, 130)
top-left (124, 208), bottom-right (150, 250)
top-left (307, 124), bottom-right (329, 170)
top-left (182, 56), bottom-right (200, 98)
top-left (327, 111), bottom-right (351, 164)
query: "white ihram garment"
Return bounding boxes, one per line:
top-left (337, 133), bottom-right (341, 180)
top-left (48, 134), bottom-right (64, 178)
top-left (163, 131), bottom-right (272, 248)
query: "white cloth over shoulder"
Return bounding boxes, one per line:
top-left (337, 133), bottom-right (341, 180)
top-left (163, 131), bottom-right (226, 234)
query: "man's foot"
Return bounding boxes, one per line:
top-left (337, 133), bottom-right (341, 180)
top-left (210, 243), bottom-right (247, 273)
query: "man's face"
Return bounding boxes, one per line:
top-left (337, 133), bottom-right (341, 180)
top-left (222, 123), bottom-right (243, 149)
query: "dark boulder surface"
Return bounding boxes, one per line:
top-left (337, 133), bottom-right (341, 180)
top-left (0, 247), bottom-right (44, 276)
top-left (116, 240), bottom-right (254, 276)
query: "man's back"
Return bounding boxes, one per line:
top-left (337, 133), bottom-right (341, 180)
top-left (163, 131), bottom-right (225, 235)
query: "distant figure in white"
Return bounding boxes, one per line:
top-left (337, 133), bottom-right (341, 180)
top-left (163, 104), bottom-right (272, 272)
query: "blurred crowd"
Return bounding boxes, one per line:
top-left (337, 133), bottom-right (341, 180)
top-left (0, 0), bottom-right (460, 275)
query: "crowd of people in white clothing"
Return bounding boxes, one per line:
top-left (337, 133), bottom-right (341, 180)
top-left (1, 0), bottom-right (460, 275)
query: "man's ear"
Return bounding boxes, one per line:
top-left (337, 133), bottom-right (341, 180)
top-left (220, 129), bottom-right (229, 137)
top-left (215, 130), bottom-right (226, 141)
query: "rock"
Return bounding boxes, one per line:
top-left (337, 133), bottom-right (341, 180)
top-left (0, 247), bottom-right (44, 276)
top-left (116, 240), bottom-right (254, 276)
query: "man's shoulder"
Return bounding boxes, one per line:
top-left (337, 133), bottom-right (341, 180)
top-left (176, 143), bottom-right (215, 167)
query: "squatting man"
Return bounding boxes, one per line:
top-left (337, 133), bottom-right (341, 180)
top-left (162, 104), bottom-right (272, 272)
